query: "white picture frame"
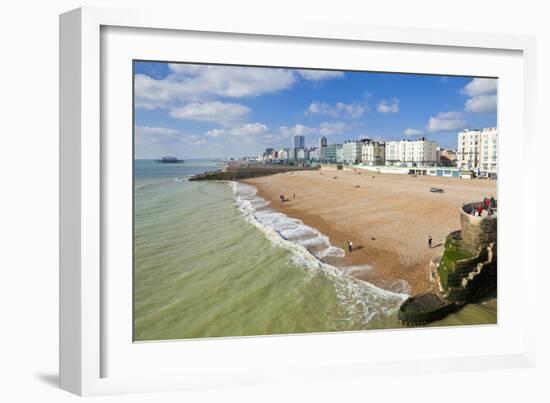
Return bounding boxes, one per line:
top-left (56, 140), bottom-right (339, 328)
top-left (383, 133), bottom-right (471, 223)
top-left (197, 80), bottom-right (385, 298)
top-left (60, 6), bottom-right (537, 396)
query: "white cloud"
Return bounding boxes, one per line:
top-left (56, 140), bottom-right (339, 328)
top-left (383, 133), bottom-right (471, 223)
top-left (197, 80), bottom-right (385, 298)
top-left (134, 74), bottom-right (180, 110)
top-left (205, 123), bottom-right (271, 138)
top-left (461, 78), bottom-right (497, 115)
top-left (169, 101), bottom-right (250, 126)
top-left (461, 78), bottom-right (497, 97)
top-left (404, 128), bottom-right (423, 136)
top-left (306, 101), bottom-right (366, 118)
top-left (297, 70), bottom-right (345, 81)
top-left (279, 124), bottom-right (317, 138)
top-left (135, 65), bottom-right (296, 109)
top-left (318, 121), bottom-right (350, 136)
top-left (279, 121), bottom-right (349, 138)
top-left (376, 99), bottom-right (399, 114)
top-left (437, 111), bottom-right (464, 119)
top-left (427, 111), bottom-right (467, 132)
top-left (135, 64), bottom-right (348, 114)
top-left (134, 126), bottom-right (185, 145)
top-left (167, 64), bottom-right (204, 75)
top-left (205, 128), bottom-right (226, 138)
top-left (230, 123), bottom-right (271, 137)
top-left (464, 94), bottom-right (497, 114)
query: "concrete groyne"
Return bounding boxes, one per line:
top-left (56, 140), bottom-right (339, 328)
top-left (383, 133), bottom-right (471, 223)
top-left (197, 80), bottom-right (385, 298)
top-left (189, 163), bottom-right (318, 181)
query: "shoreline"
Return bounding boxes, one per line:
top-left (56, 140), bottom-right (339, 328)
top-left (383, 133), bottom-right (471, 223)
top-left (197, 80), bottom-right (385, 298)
top-left (243, 169), bottom-right (497, 295)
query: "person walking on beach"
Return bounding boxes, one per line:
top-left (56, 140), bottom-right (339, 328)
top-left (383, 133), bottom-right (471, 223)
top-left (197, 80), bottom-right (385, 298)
top-left (293, 193), bottom-right (295, 199)
top-left (348, 240), bottom-right (353, 253)
top-left (428, 235), bottom-right (432, 248)
top-left (280, 194), bottom-right (284, 202)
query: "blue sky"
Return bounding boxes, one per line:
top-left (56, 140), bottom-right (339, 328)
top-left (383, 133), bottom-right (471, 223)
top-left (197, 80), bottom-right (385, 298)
top-left (134, 61), bottom-right (497, 159)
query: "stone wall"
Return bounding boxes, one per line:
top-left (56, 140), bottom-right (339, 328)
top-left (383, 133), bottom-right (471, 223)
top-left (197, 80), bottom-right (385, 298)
top-left (459, 202), bottom-right (497, 254)
top-left (190, 165), bottom-right (318, 181)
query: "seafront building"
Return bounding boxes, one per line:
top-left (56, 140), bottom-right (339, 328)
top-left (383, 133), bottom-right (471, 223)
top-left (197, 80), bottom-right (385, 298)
top-left (336, 147), bottom-right (344, 163)
top-left (253, 128), bottom-right (495, 178)
top-left (295, 148), bottom-right (307, 161)
top-left (457, 127), bottom-right (498, 177)
top-left (385, 137), bottom-right (439, 167)
top-left (320, 143), bottom-right (342, 163)
top-left (292, 135), bottom-right (305, 149)
top-left (439, 147), bottom-right (458, 167)
top-left (479, 128), bottom-right (498, 176)
top-left (361, 139), bottom-right (386, 166)
top-left (457, 129), bottom-right (482, 170)
top-left (308, 147), bottom-right (320, 161)
top-left (342, 140), bottom-right (362, 164)
top-left (278, 148), bottom-right (290, 160)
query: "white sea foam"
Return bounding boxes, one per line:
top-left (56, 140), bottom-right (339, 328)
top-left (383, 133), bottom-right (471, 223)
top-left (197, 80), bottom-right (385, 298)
top-left (230, 181), bottom-right (408, 325)
top-left (341, 265), bottom-right (373, 276)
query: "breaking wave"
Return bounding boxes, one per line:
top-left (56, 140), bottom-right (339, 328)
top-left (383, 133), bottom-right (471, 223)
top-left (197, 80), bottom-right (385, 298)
top-left (230, 181), bottom-right (408, 326)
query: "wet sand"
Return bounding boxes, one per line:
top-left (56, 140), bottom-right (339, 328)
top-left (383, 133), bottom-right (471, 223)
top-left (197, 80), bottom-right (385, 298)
top-left (244, 168), bottom-right (497, 295)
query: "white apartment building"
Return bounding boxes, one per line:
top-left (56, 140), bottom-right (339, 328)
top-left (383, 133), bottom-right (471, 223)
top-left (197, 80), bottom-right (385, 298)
top-left (308, 147), bottom-right (320, 161)
top-left (342, 141), bottom-right (362, 164)
top-left (361, 140), bottom-right (386, 166)
top-left (295, 148), bottom-right (307, 161)
top-left (457, 128), bottom-right (498, 175)
top-left (480, 127), bottom-right (498, 174)
top-left (336, 146), bottom-right (344, 163)
top-left (278, 148), bottom-right (289, 160)
top-left (385, 138), bottom-right (439, 166)
top-left (457, 129), bottom-right (482, 170)
top-left (385, 141), bottom-right (406, 164)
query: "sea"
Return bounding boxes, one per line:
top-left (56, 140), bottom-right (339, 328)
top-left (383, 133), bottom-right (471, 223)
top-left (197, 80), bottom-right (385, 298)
top-left (133, 159), bottom-right (496, 341)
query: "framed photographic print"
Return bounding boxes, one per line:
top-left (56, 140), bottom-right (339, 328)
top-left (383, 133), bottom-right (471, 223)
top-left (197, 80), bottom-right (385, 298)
top-left (60, 7), bottom-right (537, 396)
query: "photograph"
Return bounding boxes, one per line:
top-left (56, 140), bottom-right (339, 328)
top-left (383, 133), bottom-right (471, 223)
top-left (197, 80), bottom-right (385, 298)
top-left (133, 61), bottom-right (498, 341)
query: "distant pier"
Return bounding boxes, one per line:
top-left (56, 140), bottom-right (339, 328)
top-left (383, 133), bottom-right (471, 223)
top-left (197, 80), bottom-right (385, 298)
top-left (189, 163), bottom-right (318, 181)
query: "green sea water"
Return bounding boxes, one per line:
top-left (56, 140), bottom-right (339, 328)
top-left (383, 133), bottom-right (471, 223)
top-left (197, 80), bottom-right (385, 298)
top-left (133, 159), bottom-right (496, 341)
top-left (133, 159), bottom-right (409, 341)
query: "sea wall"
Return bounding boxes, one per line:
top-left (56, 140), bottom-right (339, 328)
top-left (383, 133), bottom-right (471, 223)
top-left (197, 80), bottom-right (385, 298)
top-left (189, 164), bottom-right (318, 181)
top-left (398, 294), bottom-right (458, 326)
top-left (320, 164), bottom-right (343, 171)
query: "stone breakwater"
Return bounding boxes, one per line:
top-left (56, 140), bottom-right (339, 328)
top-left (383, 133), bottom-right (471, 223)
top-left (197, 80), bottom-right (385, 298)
top-left (189, 163), bottom-right (318, 181)
top-left (398, 200), bottom-right (497, 326)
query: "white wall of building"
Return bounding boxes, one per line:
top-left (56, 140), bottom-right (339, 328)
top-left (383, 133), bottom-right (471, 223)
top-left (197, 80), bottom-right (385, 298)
top-left (361, 141), bottom-right (386, 165)
top-left (480, 128), bottom-right (498, 173)
top-left (457, 129), bottom-right (482, 169)
top-left (457, 128), bottom-right (498, 174)
top-left (385, 138), bottom-right (438, 166)
top-left (342, 141), bottom-right (361, 164)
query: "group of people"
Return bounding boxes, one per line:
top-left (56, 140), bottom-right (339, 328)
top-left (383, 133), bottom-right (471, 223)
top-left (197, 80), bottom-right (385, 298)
top-left (472, 196), bottom-right (496, 217)
top-left (279, 193), bottom-right (296, 202)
